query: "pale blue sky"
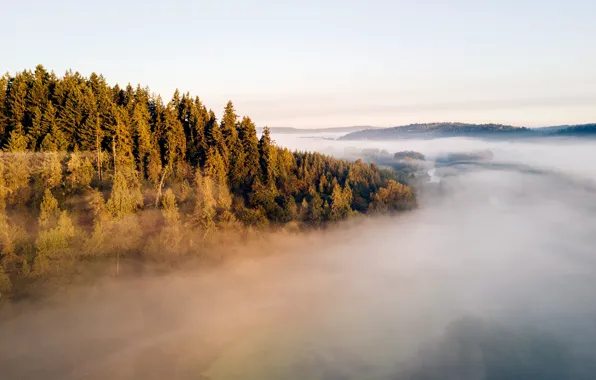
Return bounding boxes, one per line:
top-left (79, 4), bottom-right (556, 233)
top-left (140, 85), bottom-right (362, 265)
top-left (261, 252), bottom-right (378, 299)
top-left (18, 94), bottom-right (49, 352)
top-left (3, 0), bottom-right (595, 127)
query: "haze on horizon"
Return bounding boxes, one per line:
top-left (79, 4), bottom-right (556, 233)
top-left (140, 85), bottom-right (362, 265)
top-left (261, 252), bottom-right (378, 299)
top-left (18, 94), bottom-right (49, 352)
top-left (3, 0), bottom-right (596, 128)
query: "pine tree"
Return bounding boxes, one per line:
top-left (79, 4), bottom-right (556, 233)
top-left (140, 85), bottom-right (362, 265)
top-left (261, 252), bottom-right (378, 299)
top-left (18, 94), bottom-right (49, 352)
top-left (57, 84), bottom-right (86, 143)
top-left (258, 126), bottom-right (275, 185)
top-left (40, 103), bottom-right (69, 151)
top-left (131, 103), bottom-right (152, 178)
top-left (221, 101), bottom-right (241, 151)
top-left (163, 104), bottom-right (186, 178)
top-left (6, 73), bottom-right (27, 132)
top-left (27, 106), bottom-right (44, 150)
top-left (238, 116), bottom-right (260, 181)
top-left (0, 75), bottom-right (9, 141)
top-left (0, 159), bottom-right (9, 209)
top-left (27, 65), bottom-right (50, 112)
top-left (309, 190), bottom-right (324, 224)
top-left (186, 96), bottom-right (208, 166)
top-left (204, 110), bottom-right (228, 168)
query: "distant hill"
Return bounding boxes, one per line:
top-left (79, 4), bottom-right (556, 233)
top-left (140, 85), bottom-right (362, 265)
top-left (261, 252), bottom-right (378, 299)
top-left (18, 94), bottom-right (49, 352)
top-left (551, 124), bottom-right (596, 135)
top-left (339, 122), bottom-right (596, 140)
top-left (260, 126), bottom-right (380, 134)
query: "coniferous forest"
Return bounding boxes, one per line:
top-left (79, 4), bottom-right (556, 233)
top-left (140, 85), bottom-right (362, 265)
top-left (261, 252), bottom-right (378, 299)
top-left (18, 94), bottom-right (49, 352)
top-left (0, 66), bottom-right (415, 299)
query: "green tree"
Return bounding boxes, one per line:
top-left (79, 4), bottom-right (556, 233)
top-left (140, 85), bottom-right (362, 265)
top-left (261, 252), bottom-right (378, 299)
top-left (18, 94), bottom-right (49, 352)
top-left (309, 190), bottom-right (324, 224)
top-left (34, 211), bottom-right (75, 276)
top-left (37, 152), bottom-right (63, 191)
top-left (258, 126), bottom-right (275, 185)
top-left (370, 180), bottom-right (415, 212)
top-left (189, 169), bottom-right (216, 232)
top-left (0, 75), bottom-right (9, 141)
top-left (6, 73), bottom-right (27, 132)
top-left (66, 152), bottom-right (94, 191)
top-left (106, 171), bottom-right (143, 218)
top-left (3, 129), bottom-right (30, 201)
top-left (38, 189), bottom-right (60, 229)
top-left (205, 110), bottom-right (228, 168)
top-left (238, 116), bottom-right (260, 181)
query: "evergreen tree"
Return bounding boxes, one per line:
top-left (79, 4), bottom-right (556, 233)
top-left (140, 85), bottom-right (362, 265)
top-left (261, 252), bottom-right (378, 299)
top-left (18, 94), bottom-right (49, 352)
top-left (163, 104), bottom-right (186, 177)
top-left (0, 75), bottom-right (9, 141)
top-left (27, 106), bottom-right (44, 150)
top-left (185, 96), bottom-right (208, 166)
top-left (258, 126), bottom-right (275, 185)
top-left (131, 103), bottom-right (153, 178)
top-left (309, 190), bottom-right (324, 224)
top-left (204, 110), bottom-right (228, 168)
top-left (6, 73), bottom-right (28, 133)
top-left (238, 116), bottom-right (260, 181)
top-left (40, 103), bottom-right (69, 151)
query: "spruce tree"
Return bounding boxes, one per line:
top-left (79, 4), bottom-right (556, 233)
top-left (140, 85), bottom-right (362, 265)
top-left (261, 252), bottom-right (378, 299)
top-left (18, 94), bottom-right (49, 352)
top-left (238, 116), bottom-right (260, 181)
top-left (0, 75), bottom-right (9, 141)
top-left (6, 73), bottom-right (27, 132)
top-left (204, 110), bottom-right (228, 168)
top-left (258, 126), bottom-right (275, 185)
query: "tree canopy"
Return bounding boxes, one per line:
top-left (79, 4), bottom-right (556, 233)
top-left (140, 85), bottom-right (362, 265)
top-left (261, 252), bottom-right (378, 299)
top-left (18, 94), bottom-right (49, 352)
top-left (0, 66), bottom-right (416, 300)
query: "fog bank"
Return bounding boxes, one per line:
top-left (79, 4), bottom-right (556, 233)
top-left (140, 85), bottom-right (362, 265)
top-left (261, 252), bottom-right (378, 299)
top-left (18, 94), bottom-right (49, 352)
top-left (1, 134), bottom-right (595, 379)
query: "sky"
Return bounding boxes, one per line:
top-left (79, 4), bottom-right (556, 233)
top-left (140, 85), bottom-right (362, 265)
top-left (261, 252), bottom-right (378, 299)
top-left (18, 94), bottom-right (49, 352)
top-left (3, 0), bottom-right (596, 128)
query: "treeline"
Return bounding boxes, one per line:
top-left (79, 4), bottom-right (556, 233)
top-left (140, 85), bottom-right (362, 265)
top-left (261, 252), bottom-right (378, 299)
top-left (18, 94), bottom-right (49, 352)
top-left (0, 65), bottom-right (415, 299)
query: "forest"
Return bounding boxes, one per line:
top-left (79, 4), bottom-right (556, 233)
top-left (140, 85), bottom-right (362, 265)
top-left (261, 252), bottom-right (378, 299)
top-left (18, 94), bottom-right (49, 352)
top-left (0, 65), bottom-right (415, 300)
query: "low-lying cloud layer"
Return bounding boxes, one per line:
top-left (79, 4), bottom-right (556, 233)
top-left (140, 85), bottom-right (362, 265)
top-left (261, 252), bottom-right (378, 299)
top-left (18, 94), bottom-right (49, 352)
top-left (1, 135), bottom-right (595, 379)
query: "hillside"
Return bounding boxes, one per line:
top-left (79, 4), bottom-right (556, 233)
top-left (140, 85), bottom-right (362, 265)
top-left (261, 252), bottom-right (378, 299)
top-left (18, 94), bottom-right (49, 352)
top-left (0, 66), bottom-right (416, 299)
top-left (259, 126), bottom-right (380, 134)
top-left (340, 122), bottom-right (596, 140)
top-left (340, 123), bottom-right (533, 140)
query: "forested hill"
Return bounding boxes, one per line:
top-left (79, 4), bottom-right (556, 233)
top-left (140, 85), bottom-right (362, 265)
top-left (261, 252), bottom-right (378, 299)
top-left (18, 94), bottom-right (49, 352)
top-left (340, 122), bottom-right (596, 140)
top-left (0, 66), bottom-right (415, 298)
top-left (259, 126), bottom-right (379, 134)
top-left (340, 123), bottom-right (533, 140)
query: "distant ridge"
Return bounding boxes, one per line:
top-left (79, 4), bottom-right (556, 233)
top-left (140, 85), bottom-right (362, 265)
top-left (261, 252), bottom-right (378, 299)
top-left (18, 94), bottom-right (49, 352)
top-left (339, 122), bottom-right (596, 140)
top-left (259, 126), bottom-right (380, 134)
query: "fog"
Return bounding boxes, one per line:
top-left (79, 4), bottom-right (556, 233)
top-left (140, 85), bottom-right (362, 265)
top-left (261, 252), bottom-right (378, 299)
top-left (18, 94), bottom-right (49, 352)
top-left (1, 134), bottom-right (595, 379)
